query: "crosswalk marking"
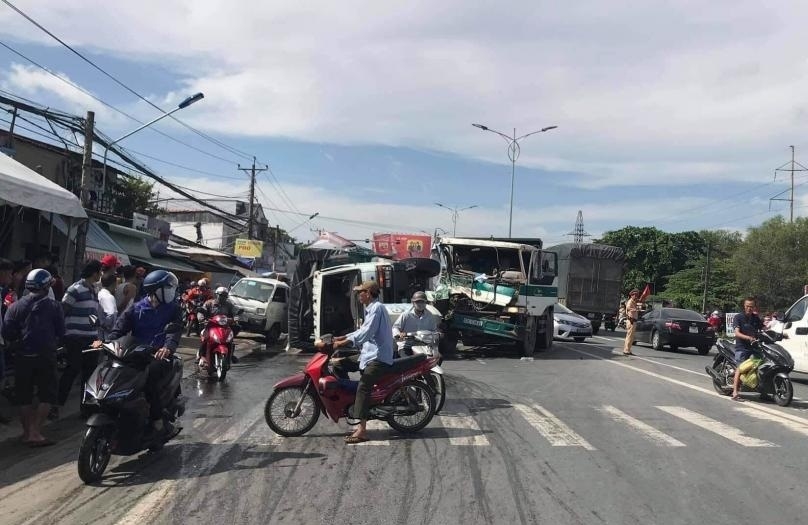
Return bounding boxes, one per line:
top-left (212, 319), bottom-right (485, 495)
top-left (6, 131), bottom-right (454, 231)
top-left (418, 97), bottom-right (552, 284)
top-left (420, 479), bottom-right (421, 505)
top-left (513, 403), bottom-right (596, 450)
top-left (657, 406), bottom-right (777, 447)
top-left (735, 407), bottom-right (808, 439)
top-left (599, 405), bottom-right (686, 447)
top-left (354, 420), bottom-right (392, 446)
top-left (437, 405), bottom-right (490, 446)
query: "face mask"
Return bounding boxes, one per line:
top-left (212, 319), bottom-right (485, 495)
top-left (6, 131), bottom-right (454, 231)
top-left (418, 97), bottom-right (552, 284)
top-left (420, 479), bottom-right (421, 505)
top-left (413, 302), bottom-right (426, 313)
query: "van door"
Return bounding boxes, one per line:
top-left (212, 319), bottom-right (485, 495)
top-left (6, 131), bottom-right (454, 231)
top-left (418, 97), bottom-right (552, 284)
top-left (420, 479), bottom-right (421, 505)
top-left (267, 286), bottom-right (288, 332)
top-left (781, 296), bottom-right (808, 373)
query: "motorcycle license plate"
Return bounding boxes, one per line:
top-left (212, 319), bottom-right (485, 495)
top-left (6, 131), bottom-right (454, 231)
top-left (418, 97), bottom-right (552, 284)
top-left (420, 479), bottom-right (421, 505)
top-left (689, 326), bottom-right (698, 333)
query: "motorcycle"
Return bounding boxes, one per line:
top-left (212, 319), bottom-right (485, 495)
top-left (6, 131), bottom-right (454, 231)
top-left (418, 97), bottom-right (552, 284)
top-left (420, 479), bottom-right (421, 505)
top-left (264, 335), bottom-right (438, 437)
top-left (184, 297), bottom-right (206, 336)
top-left (198, 313), bottom-right (238, 382)
top-left (705, 330), bottom-right (794, 406)
top-left (396, 330), bottom-right (445, 414)
top-left (77, 324), bottom-right (186, 484)
top-left (603, 314), bottom-right (616, 332)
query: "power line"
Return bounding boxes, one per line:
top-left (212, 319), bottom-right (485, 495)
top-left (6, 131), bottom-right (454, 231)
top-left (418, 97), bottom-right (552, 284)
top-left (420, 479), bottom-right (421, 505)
top-left (0, 3), bottom-right (254, 163)
top-left (266, 166), bottom-right (302, 214)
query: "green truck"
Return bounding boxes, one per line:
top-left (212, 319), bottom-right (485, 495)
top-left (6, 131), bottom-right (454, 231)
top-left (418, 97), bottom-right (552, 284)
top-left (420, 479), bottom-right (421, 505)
top-left (431, 237), bottom-right (558, 357)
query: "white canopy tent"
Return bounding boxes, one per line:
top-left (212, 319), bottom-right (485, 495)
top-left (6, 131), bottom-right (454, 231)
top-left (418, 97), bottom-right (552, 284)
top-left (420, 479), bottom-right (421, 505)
top-left (0, 152), bottom-right (87, 218)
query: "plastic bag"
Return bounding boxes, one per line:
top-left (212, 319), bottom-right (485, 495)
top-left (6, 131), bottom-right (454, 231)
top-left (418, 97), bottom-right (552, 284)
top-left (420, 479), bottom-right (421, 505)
top-left (741, 371), bottom-right (759, 389)
top-left (738, 356), bottom-right (762, 374)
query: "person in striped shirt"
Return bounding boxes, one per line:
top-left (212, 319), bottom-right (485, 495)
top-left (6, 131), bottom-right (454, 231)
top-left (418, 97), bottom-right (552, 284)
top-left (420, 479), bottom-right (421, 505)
top-left (51, 260), bottom-right (102, 420)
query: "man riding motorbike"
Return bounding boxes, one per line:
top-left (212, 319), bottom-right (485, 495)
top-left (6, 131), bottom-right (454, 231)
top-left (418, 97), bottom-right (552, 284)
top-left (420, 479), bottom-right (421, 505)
top-left (95, 270), bottom-right (183, 436)
top-left (198, 286), bottom-right (240, 364)
top-left (185, 278), bottom-right (213, 304)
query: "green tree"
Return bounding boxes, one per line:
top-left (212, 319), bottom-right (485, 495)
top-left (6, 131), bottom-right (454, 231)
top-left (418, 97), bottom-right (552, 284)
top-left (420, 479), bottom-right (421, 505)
top-left (732, 216), bottom-right (808, 311)
top-left (112, 175), bottom-right (160, 219)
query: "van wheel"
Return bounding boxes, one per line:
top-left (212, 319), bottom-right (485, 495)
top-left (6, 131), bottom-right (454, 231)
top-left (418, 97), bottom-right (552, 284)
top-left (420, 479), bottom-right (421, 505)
top-left (265, 325), bottom-right (281, 346)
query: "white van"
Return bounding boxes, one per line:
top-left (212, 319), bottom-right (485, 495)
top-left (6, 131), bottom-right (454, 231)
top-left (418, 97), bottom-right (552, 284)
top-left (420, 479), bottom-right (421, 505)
top-left (228, 277), bottom-right (289, 343)
top-left (773, 294), bottom-right (808, 373)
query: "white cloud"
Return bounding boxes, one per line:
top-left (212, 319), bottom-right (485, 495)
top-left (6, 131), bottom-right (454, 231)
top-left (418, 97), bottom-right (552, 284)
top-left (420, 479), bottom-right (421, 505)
top-left (2, 1), bottom-right (808, 188)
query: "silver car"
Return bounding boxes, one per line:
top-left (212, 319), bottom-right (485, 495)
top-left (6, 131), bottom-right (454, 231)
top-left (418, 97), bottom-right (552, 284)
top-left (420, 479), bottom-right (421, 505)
top-left (553, 303), bottom-right (593, 342)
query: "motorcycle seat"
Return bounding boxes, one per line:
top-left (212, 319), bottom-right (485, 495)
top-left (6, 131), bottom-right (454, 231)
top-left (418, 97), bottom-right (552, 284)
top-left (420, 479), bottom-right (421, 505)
top-left (387, 353), bottom-right (427, 374)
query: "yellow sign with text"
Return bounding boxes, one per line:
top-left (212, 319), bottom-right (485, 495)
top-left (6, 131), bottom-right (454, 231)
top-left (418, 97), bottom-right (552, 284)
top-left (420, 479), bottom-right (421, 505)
top-left (234, 238), bottom-right (263, 257)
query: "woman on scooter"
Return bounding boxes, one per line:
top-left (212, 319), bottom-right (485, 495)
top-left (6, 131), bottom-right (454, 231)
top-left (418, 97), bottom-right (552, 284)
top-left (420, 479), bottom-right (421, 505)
top-left (324, 280), bottom-right (394, 444)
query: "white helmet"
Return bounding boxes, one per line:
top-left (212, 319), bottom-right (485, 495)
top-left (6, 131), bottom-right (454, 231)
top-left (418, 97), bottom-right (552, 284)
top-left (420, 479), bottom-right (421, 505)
top-left (215, 286), bottom-right (228, 297)
top-left (198, 278), bottom-right (209, 288)
top-left (712, 310), bottom-right (719, 316)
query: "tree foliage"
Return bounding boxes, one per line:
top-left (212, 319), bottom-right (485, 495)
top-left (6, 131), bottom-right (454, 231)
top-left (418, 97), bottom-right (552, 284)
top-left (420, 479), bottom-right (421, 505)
top-left (112, 175), bottom-right (160, 219)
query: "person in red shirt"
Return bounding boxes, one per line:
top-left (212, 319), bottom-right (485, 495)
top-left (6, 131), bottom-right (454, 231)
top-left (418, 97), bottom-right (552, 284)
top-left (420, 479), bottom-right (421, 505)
top-left (186, 278), bottom-right (213, 304)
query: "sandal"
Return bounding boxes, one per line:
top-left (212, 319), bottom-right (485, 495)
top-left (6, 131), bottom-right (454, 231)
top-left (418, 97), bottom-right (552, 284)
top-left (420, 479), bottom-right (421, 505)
top-left (344, 435), bottom-right (369, 445)
top-left (731, 396), bottom-right (744, 402)
top-left (622, 352), bottom-right (634, 356)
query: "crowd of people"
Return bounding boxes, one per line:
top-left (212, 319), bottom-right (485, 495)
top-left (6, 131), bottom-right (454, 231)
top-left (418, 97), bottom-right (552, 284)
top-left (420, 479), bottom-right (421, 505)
top-left (0, 253), bottom-right (151, 446)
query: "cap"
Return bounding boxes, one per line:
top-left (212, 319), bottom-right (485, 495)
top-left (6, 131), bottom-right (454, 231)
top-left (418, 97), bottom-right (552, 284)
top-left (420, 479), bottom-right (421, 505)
top-left (353, 280), bottom-right (380, 294)
top-left (135, 266), bottom-right (146, 278)
top-left (100, 254), bottom-right (121, 269)
top-left (411, 291), bottom-right (427, 302)
top-left (629, 289), bottom-right (639, 296)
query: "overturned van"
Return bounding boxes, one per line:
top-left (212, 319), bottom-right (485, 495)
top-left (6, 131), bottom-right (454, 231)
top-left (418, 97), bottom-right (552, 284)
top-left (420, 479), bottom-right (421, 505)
top-left (287, 251), bottom-right (441, 351)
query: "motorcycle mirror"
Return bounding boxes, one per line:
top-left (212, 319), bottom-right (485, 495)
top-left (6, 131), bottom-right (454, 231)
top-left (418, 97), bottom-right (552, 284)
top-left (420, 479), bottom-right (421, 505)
top-left (88, 314), bottom-right (98, 328)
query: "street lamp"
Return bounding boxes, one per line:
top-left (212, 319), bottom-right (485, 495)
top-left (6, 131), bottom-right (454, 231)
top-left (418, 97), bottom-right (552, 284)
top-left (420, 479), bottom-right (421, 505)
top-left (472, 122), bottom-right (557, 238)
top-left (287, 212), bottom-right (320, 233)
top-left (102, 92), bottom-right (204, 193)
top-left (435, 202), bottom-right (477, 236)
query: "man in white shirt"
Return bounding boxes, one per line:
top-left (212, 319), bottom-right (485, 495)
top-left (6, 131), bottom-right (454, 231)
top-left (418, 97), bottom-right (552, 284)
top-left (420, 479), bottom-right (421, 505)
top-left (97, 273), bottom-right (118, 341)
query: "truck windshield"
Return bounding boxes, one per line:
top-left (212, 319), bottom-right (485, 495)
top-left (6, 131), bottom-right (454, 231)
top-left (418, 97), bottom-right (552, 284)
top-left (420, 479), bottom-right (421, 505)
top-left (451, 246), bottom-right (524, 277)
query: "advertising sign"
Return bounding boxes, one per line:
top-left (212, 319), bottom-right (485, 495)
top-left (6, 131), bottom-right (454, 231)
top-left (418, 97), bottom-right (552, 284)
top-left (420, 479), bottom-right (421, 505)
top-left (234, 238), bottom-right (264, 258)
top-left (372, 233), bottom-right (432, 260)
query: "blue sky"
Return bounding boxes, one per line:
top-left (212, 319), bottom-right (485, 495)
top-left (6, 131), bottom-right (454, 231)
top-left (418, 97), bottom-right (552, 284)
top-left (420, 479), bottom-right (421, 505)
top-left (2, 1), bottom-right (808, 247)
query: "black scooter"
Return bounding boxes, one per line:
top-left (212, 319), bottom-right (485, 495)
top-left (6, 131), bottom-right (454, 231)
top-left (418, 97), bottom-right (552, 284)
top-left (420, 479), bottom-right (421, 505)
top-left (77, 323), bottom-right (186, 484)
top-left (705, 330), bottom-right (794, 406)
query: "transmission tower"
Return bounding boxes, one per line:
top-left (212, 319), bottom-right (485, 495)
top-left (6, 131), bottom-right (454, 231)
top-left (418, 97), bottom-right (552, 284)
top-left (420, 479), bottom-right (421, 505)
top-left (567, 210), bottom-right (591, 245)
top-left (770, 146), bottom-right (808, 223)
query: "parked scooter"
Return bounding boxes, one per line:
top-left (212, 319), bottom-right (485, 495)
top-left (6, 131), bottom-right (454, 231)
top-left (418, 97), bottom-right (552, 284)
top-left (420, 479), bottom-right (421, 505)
top-left (705, 330), bottom-right (794, 406)
top-left (264, 335), bottom-right (438, 437)
top-left (198, 313), bottom-right (238, 382)
top-left (396, 330), bottom-right (445, 414)
top-left (77, 323), bottom-right (186, 484)
top-left (603, 314), bottom-right (617, 332)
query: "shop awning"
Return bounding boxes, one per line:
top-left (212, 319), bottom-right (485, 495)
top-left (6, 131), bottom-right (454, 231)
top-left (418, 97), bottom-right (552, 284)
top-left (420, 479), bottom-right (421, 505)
top-left (131, 255), bottom-right (202, 274)
top-left (86, 220), bottom-right (130, 265)
top-left (0, 153), bottom-right (87, 218)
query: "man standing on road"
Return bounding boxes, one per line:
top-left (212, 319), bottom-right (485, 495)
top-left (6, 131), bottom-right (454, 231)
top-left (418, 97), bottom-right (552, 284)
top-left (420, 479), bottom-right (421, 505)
top-left (623, 289), bottom-right (639, 356)
top-left (323, 280), bottom-right (394, 444)
top-left (731, 297), bottom-right (763, 401)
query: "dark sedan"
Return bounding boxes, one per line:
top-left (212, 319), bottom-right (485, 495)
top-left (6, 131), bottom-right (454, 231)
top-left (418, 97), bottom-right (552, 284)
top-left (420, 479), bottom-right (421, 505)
top-left (634, 308), bottom-right (716, 355)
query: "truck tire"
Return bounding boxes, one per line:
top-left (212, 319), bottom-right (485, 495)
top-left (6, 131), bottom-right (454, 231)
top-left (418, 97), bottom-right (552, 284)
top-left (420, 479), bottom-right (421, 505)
top-left (439, 331), bottom-right (459, 358)
top-left (522, 315), bottom-right (538, 357)
top-left (536, 309), bottom-right (553, 351)
top-left (592, 325), bottom-right (600, 335)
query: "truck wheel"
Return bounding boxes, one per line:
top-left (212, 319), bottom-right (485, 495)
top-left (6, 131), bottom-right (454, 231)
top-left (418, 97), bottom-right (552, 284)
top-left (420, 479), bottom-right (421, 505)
top-left (265, 325), bottom-right (281, 346)
top-left (439, 331), bottom-right (458, 358)
top-left (522, 316), bottom-right (537, 357)
top-left (592, 326), bottom-right (600, 335)
top-left (536, 310), bottom-right (553, 351)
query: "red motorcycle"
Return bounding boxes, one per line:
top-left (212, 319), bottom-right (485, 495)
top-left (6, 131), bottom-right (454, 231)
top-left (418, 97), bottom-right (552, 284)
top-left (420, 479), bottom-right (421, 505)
top-left (184, 297), bottom-right (206, 337)
top-left (264, 336), bottom-right (438, 437)
top-left (198, 314), bottom-right (235, 381)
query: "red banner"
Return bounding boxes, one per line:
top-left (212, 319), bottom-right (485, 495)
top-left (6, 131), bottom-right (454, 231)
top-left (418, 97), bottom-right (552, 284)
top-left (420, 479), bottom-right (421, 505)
top-left (372, 233), bottom-right (432, 260)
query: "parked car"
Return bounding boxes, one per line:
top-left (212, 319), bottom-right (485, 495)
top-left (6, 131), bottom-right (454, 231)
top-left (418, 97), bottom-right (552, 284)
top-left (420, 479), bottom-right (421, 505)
top-left (227, 277), bottom-right (289, 344)
top-left (553, 303), bottom-right (593, 342)
top-left (633, 307), bottom-right (715, 355)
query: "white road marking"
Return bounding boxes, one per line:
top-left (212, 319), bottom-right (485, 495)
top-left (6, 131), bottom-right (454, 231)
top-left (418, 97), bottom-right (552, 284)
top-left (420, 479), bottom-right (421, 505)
top-left (354, 419), bottom-right (391, 445)
top-left (476, 358), bottom-right (487, 365)
top-left (192, 418), bottom-right (206, 430)
top-left (657, 406), bottom-right (777, 447)
top-left (437, 407), bottom-right (490, 446)
top-left (592, 336), bottom-right (618, 343)
top-left (116, 482), bottom-right (175, 525)
top-left (567, 346), bottom-right (808, 428)
top-left (599, 405), bottom-right (686, 447)
top-left (513, 403), bottom-right (596, 450)
top-left (735, 407), bottom-right (808, 438)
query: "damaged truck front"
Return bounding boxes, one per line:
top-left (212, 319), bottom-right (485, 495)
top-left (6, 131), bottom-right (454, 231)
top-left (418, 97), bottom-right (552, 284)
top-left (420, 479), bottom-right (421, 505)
top-left (432, 238), bottom-right (558, 357)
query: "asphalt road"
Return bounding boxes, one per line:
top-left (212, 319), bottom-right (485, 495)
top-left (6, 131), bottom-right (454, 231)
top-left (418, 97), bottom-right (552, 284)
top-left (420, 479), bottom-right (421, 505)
top-left (2, 331), bottom-right (808, 525)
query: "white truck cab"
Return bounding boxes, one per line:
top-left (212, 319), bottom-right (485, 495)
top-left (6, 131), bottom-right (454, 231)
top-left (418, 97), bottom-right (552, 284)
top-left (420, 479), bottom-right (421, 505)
top-left (774, 294), bottom-right (808, 373)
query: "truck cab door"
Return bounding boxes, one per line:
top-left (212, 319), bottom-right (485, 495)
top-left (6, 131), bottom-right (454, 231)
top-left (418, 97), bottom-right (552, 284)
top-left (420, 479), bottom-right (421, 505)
top-left (781, 296), bottom-right (808, 373)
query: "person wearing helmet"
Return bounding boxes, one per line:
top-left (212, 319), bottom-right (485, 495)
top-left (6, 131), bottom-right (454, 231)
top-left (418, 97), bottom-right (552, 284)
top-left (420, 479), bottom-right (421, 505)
top-left (199, 286), bottom-right (240, 364)
top-left (100, 270), bottom-right (183, 435)
top-left (392, 291), bottom-right (438, 346)
top-left (2, 269), bottom-right (64, 446)
top-left (707, 310), bottom-right (722, 332)
top-left (186, 278), bottom-right (213, 304)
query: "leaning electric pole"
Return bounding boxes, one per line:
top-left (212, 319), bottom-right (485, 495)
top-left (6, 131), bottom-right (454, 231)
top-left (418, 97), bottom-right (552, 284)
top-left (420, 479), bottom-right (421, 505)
top-left (238, 156), bottom-right (268, 239)
top-left (771, 146), bottom-right (808, 223)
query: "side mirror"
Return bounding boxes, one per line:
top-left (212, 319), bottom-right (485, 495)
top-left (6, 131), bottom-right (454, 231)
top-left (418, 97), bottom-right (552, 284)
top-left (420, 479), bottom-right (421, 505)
top-left (88, 314), bottom-right (98, 328)
top-left (785, 321), bottom-right (792, 330)
top-left (164, 322), bottom-right (182, 334)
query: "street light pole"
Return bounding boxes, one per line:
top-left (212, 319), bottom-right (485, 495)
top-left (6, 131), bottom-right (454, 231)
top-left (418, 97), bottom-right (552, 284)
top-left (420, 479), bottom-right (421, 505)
top-left (435, 202), bottom-right (477, 236)
top-left (102, 92), bottom-right (204, 196)
top-left (472, 123), bottom-right (557, 238)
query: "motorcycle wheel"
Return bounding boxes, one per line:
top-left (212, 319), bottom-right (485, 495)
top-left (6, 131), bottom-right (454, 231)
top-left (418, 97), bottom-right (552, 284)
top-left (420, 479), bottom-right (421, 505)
top-left (185, 320), bottom-right (192, 337)
top-left (77, 427), bottom-right (112, 484)
top-left (264, 386), bottom-right (320, 437)
top-left (215, 354), bottom-right (227, 382)
top-left (427, 372), bottom-right (446, 414)
top-left (386, 381), bottom-right (436, 434)
top-left (711, 358), bottom-right (731, 395)
top-left (773, 376), bottom-right (793, 407)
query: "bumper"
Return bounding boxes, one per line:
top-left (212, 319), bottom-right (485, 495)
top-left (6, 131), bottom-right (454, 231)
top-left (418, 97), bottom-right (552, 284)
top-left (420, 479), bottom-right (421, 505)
top-left (555, 325), bottom-right (593, 340)
top-left (237, 314), bottom-right (267, 332)
top-left (665, 332), bottom-right (716, 348)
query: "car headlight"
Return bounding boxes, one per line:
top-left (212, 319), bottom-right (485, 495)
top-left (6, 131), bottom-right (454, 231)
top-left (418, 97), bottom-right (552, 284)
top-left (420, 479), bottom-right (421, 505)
top-left (554, 316), bottom-right (561, 323)
top-left (256, 308), bottom-right (265, 315)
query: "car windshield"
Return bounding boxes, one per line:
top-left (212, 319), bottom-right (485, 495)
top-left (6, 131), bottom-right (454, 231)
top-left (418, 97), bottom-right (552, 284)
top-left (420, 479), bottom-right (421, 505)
top-left (663, 308), bottom-right (704, 321)
top-left (554, 303), bottom-right (574, 315)
top-left (230, 280), bottom-right (274, 303)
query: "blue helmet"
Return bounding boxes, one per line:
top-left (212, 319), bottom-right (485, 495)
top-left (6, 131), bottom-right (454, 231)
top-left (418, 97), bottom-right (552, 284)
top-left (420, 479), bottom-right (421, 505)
top-left (25, 268), bottom-right (53, 292)
top-left (142, 270), bottom-right (179, 304)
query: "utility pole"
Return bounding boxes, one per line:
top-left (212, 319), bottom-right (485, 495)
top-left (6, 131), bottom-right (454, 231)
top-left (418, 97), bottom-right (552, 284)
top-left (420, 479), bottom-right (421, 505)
top-left (238, 156), bottom-right (268, 239)
top-left (771, 146), bottom-right (807, 223)
top-left (72, 110), bottom-right (94, 281)
top-left (702, 239), bottom-right (711, 313)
